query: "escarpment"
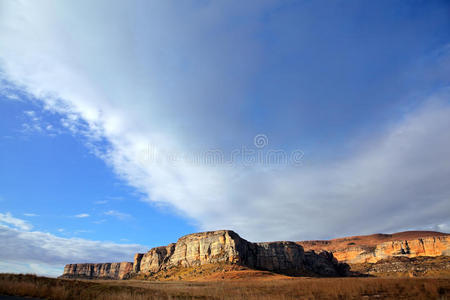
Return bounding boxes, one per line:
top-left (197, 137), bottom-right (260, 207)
top-left (298, 231), bottom-right (450, 264)
top-left (60, 262), bottom-right (133, 280)
top-left (61, 230), bottom-right (449, 280)
top-left (60, 230), bottom-right (348, 280)
top-left (134, 231), bottom-right (348, 277)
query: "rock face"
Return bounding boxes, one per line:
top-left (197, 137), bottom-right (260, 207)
top-left (298, 231), bottom-right (450, 264)
top-left (60, 230), bottom-right (450, 279)
top-left (60, 262), bottom-right (133, 280)
top-left (350, 256), bottom-right (450, 277)
top-left (61, 230), bottom-right (348, 279)
top-left (134, 230), bottom-right (347, 277)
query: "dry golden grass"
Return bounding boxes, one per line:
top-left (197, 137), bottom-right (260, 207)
top-left (1, 273), bottom-right (450, 299)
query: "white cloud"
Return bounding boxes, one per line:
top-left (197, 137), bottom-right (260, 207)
top-left (94, 200), bottom-right (108, 205)
top-left (74, 213), bottom-right (89, 218)
top-left (0, 0), bottom-right (449, 244)
top-left (21, 122), bottom-right (42, 133)
top-left (0, 261), bottom-right (62, 277)
top-left (93, 219), bottom-right (106, 224)
top-left (24, 213), bottom-right (38, 217)
top-left (0, 212), bottom-right (33, 231)
top-left (437, 223), bottom-right (450, 232)
top-left (24, 110), bottom-right (36, 118)
top-left (73, 229), bottom-right (92, 235)
top-left (0, 81), bottom-right (24, 102)
top-left (94, 96), bottom-right (450, 241)
top-left (21, 108), bottom-right (62, 136)
top-left (104, 210), bottom-right (131, 221)
top-left (0, 215), bottom-right (147, 276)
top-left (106, 196), bottom-right (124, 201)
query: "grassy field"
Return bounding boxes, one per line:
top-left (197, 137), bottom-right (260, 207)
top-left (1, 273), bottom-right (449, 299)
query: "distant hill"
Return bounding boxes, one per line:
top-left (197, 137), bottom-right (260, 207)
top-left (298, 231), bottom-right (449, 265)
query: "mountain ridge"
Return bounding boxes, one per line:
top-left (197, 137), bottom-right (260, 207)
top-left (60, 230), bottom-right (449, 280)
top-left (298, 230), bottom-right (449, 264)
top-left (60, 230), bottom-right (348, 280)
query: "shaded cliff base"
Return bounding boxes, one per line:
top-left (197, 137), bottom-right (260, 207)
top-left (132, 263), bottom-right (291, 281)
top-left (2, 273), bottom-right (450, 300)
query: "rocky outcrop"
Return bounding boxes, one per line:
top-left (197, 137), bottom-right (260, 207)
top-left (133, 253), bottom-right (144, 273)
top-left (61, 230), bottom-right (348, 279)
top-left (298, 231), bottom-right (450, 264)
top-left (134, 230), bottom-right (347, 277)
top-left (60, 262), bottom-right (133, 280)
top-left (252, 242), bottom-right (305, 275)
top-left (350, 256), bottom-right (450, 277)
top-left (373, 237), bottom-right (450, 261)
top-left (137, 231), bottom-right (249, 273)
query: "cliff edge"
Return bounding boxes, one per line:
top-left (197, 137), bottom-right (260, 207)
top-left (60, 262), bottom-right (133, 280)
top-left (60, 230), bottom-right (348, 280)
top-left (298, 231), bottom-right (450, 264)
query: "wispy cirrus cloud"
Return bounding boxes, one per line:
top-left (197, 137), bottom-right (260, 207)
top-left (20, 108), bottom-right (63, 136)
top-left (23, 213), bottom-right (38, 217)
top-left (94, 200), bottom-right (108, 205)
top-left (74, 213), bottom-right (89, 218)
top-left (0, 212), bottom-right (33, 231)
top-left (104, 210), bottom-right (131, 221)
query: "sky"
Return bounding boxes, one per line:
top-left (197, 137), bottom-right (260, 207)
top-left (0, 0), bottom-right (450, 276)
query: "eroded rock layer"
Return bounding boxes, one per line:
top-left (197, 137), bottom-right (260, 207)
top-left (134, 230), bottom-right (348, 276)
top-left (60, 262), bottom-right (133, 280)
top-left (298, 231), bottom-right (450, 264)
top-left (60, 230), bottom-right (348, 279)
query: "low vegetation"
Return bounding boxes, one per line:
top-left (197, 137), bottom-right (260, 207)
top-left (1, 273), bottom-right (450, 299)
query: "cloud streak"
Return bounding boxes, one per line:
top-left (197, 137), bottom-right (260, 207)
top-left (0, 0), bottom-right (449, 246)
top-left (104, 210), bottom-right (131, 221)
top-left (0, 212), bottom-right (33, 231)
top-left (0, 214), bottom-right (147, 276)
top-left (24, 213), bottom-right (38, 217)
top-left (74, 213), bottom-right (90, 218)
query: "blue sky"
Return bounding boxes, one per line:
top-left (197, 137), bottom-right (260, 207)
top-left (1, 0), bottom-right (450, 276)
top-left (1, 93), bottom-right (195, 245)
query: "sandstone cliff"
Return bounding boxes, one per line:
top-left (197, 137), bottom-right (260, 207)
top-left (60, 262), bottom-right (133, 280)
top-left (134, 230), bottom-right (348, 277)
top-left (61, 230), bottom-right (348, 279)
top-left (298, 231), bottom-right (450, 264)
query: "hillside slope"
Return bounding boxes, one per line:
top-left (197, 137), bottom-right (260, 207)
top-left (298, 231), bottom-right (449, 264)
